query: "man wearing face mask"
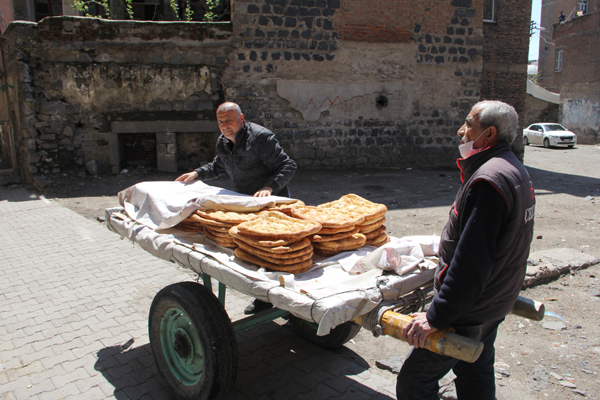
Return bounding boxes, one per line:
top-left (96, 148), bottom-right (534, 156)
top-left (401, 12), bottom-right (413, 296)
top-left (396, 100), bottom-right (535, 400)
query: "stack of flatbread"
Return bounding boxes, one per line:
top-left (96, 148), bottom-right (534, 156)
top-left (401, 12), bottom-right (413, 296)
top-left (230, 211), bottom-right (321, 274)
top-left (262, 200), bottom-right (305, 216)
top-left (174, 210), bottom-right (263, 248)
top-left (320, 194), bottom-right (390, 247)
top-left (291, 205), bottom-right (368, 257)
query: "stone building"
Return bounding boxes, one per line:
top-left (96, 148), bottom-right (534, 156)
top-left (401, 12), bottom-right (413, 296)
top-left (537, 0), bottom-right (599, 143)
top-left (0, 0), bottom-right (532, 189)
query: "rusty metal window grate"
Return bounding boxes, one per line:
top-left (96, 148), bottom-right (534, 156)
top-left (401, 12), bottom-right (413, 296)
top-left (483, 0), bottom-right (496, 22)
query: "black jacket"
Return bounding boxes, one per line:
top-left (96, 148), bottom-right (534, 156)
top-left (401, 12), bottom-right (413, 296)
top-left (427, 142), bottom-right (535, 329)
top-left (195, 122), bottom-right (296, 196)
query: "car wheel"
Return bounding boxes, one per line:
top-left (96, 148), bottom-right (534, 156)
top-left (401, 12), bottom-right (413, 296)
top-left (543, 138), bottom-right (550, 148)
top-left (523, 136), bottom-right (529, 146)
top-left (568, 145), bottom-right (574, 148)
top-left (149, 282), bottom-right (237, 400)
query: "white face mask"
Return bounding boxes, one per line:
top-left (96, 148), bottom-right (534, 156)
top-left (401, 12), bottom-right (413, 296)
top-left (458, 128), bottom-right (490, 159)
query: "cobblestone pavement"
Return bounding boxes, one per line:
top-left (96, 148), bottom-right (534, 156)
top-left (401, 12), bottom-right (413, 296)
top-left (0, 187), bottom-right (398, 400)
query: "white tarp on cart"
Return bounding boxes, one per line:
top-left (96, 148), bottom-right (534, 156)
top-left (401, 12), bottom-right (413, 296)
top-left (109, 181), bottom-right (439, 335)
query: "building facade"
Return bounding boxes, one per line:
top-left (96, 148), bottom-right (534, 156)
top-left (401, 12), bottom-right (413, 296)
top-left (0, 0), bottom-right (533, 188)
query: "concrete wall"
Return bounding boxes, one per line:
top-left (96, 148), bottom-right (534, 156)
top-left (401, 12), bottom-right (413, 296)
top-left (523, 94), bottom-right (559, 127)
top-left (222, 0), bottom-right (486, 170)
top-left (0, 17), bottom-right (232, 187)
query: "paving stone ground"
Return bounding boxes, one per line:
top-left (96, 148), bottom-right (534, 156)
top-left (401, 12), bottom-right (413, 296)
top-left (0, 187), bottom-right (398, 400)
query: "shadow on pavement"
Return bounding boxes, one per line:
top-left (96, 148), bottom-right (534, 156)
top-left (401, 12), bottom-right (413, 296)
top-left (525, 166), bottom-right (600, 199)
top-left (95, 320), bottom-right (393, 400)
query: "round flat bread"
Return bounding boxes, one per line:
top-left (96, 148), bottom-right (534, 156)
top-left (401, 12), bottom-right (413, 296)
top-left (196, 209), bottom-right (262, 224)
top-left (231, 233), bottom-right (311, 254)
top-left (204, 227), bottom-right (232, 238)
top-left (204, 229), bottom-right (237, 248)
top-left (357, 217), bottom-right (386, 232)
top-left (174, 222), bottom-right (204, 233)
top-left (366, 232), bottom-right (390, 247)
top-left (264, 200), bottom-right (305, 214)
top-left (314, 247), bottom-right (347, 257)
top-left (189, 212), bottom-right (235, 228)
top-left (312, 233), bottom-right (366, 250)
top-left (291, 205), bottom-right (364, 228)
top-left (317, 225), bottom-right (356, 235)
top-left (234, 240), bottom-right (314, 264)
top-left (364, 225), bottom-right (386, 240)
top-left (319, 194), bottom-right (387, 221)
top-left (229, 225), bottom-right (301, 247)
top-left (310, 227), bottom-right (360, 242)
top-left (234, 248), bottom-right (314, 274)
top-left (237, 211), bottom-right (322, 240)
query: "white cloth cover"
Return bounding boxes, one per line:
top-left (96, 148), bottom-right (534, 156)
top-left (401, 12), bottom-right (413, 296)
top-left (107, 182), bottom-right (440, 335)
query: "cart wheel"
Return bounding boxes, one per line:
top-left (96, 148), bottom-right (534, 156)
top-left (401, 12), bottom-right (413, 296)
top-left (290, 316), bottom-right (361, 349)
top-left (149, 282), bottom-right (237, 400)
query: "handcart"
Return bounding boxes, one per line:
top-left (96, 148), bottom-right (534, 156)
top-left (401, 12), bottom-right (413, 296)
top-left (106, 182), bottom-right (545, 400)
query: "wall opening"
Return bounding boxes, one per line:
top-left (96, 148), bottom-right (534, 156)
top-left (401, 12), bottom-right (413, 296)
top-left (119, 133), bottom-right (157, 168)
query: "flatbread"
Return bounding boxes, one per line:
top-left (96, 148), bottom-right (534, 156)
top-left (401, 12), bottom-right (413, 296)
top-left (196, 209), bottom-right (262, 224)
top-left (237, 211), bottom-right (322, 240)
top-left (204, 229), bottom-right (237, 248)
top-left (312, 233), bottom-right (366, 250)
top-left (174, 222), bottom-right (204, 233)
top-left (189, 212), bottom-right (235, 228)
top-left (204, 226), bottom-right (232, 238)
top-left (314, 247), bottom-right (348, 257)
top-left (290, 205), bottom-right (364, 228)
top-left (366, 232), bottom-right (391, 247)
top-left (310, 227), bottom-right (360, 242)
top-left (364, 225), bottom-right (387, 240)
top-left (231, 233), bottom-right (311, 254)
top-left (234, 240), bottom-right (314, 264)
top-left (264, 200), bottom-right (305, 215)
top-left (357, 217), bottom-right (386, 232)
top-left (229, 225), bottom-right (301, 247)
top-left (319, 194), bottom-right (387, 221)
top-left (234, 248), bottom-right (314, 274)
top-left (317, 225), bottom-right (357, 235)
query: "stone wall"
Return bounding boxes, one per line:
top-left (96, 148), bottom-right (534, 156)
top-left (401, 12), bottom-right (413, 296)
top-left (480, 0), bottom-right (531, 160)
top-left (223, 0), bottom-right (486, 169)
top-left (0, 17), bottom-right (232, 187)
top-left (523, 94), bottom-right (559, 127)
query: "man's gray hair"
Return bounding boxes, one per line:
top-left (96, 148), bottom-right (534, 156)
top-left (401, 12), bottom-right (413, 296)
top-left (475, 100), bottom-right (519, 143)
top-left (217, 102), bottom-right (242, 115)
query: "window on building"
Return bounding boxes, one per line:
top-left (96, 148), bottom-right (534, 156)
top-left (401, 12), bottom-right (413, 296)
top-left (555, 50), bottom-right (563, 72)
top-left (483, 0), bottom-right (496, 22)
top-left (34, 0), bottom-right (63, 21)
top-left (578, 1), bottom-right (589, 14)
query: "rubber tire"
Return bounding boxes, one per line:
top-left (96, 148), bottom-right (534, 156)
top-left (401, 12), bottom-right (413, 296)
top-left (568, 145), bottom-right (574, 148)
top-left (149, 282), bottom-right (237, 400)
top-left (544, 138), bottom-right (550, 148)
top-left (290, 316), bottom-right (362, 349)
top-left (523, 136), bottom-right (529, 146)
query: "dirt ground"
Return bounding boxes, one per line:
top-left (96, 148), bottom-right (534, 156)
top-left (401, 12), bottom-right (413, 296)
top-left (36, 144), bottom-right (600, 399)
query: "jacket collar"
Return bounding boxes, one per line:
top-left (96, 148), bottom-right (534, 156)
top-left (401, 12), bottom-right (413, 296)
top-left (457, 141), bottom-right (511, 183)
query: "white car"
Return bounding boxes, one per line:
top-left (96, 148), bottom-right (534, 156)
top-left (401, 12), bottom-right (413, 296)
top-left (523, 123), bottom-right (577, 148)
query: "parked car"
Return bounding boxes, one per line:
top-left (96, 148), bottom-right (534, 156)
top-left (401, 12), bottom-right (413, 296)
top-left (523, 123), bottom-right (577, 148)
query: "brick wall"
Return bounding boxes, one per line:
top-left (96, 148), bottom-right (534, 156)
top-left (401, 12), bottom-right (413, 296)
top-left (481, 0), bottom-right (531, 160)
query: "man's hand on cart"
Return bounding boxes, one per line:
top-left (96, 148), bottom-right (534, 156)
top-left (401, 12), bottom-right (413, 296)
top-left (175, 171), bottom-right (199, 183)
top-left (253, 186), bottom-right (273, 197)
top-left (401, 312), bottom-right (438, 348)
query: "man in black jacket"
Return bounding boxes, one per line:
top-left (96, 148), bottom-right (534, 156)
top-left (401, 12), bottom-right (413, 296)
top-left (176, 102), bottom-right (296, 197)
top-left (176, 102), bottom-right (297, 313)
top-left (396, 100), bottom-right (535, 400)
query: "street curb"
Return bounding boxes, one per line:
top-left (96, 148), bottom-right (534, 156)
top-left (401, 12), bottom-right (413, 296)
top-left (524, 248), bottom-right (599, 288)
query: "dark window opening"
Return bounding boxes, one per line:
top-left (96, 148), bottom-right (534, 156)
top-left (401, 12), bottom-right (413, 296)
top-left (120, 133), bottom-right (157, 168)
